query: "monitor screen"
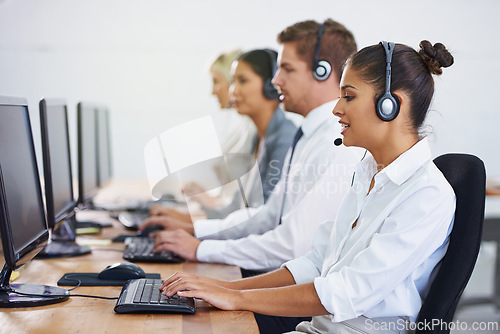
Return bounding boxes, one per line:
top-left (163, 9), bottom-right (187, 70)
top-left (0, 96), bottom-right (48, 269)
top-left (96, 106), bottom-right (112, 187)
top-left (77, 102), bottom-right (98, 205)
top-left (39, 99), bottom-right (76, 229)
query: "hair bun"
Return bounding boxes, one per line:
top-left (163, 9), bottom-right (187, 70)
top-left (418, 40), bottom-right (454, 75)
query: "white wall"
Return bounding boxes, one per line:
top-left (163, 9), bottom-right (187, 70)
top-left (1, 0), bottom-right (499, 179)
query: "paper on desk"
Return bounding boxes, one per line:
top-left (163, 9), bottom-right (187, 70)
top-left (9, 271), bottom-right (20, 282)
top-left (77, 239), bottom-right (112, 246)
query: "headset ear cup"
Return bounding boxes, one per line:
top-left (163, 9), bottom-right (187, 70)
top-left (391, 92), bottom-right (401, 117)
top-left (313, 60), bottom-right (332, 81)
top-left (376, 93), bottom-right (400, 121)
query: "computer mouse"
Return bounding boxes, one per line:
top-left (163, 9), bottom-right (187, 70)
top-left (97, 262), bottom-right (146, 281)
top-left (136, 224), bottom-right (163, 237)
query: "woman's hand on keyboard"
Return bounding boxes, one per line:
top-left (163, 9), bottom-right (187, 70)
top-left (140, 215), bottom-right (194, 235)
top-left (182, 183), bottom-right (223, 208)
top-left (160, 272), bottom-right (241, 311)
top-left (149, 205), bottom-right (193, 223)
top-left (153, 229), bottom-right (200, 261)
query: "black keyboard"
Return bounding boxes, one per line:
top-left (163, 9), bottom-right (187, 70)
top-left (123, 237), bottom-right (184, 263)
top-left (114, 278), bottom-right (196, 314)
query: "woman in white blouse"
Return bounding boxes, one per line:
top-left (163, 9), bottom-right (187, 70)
top-left (159, 40), bottom-right (455, 334)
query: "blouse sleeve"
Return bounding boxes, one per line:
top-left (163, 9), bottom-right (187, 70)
top-left (283, 219), bottom-right (336, 284)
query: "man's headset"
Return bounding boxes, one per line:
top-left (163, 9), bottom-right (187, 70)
top-left (312, 23), bottom-right (332, 81)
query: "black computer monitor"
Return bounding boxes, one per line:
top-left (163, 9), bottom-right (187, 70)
top-left (96, 105), bottom-right (112, 187)
top-left (77, 102), bottom-right (98, 207)
top-left (0, 96), bottom-right (69, 307)
top-left (76, 102), bottom-right (114, 229)
top-left (40, 99), bottom-right (77, 227)
top-left (37, 98), bottom-right (91, 258)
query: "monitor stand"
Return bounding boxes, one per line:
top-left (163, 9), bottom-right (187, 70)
top-left (0, 265), bottom-right (69, 307)
top-left (36, 217), bottom-right (91, 259)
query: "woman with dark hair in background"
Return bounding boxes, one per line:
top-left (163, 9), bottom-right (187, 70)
top-left (144, 49), bottom-right (297, 227)
top-left (209, 48), bottom-right (258, 157)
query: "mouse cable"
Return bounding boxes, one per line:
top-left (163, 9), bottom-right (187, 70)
top-left (9, 289), bottom-right (119, 300)
top-left (8, 276), bottom-right (119, 300)
top-left (66, 293), bottom-right (119, 300)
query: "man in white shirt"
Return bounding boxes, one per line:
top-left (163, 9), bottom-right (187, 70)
top-left (143, 19), bottom-right (361, 275)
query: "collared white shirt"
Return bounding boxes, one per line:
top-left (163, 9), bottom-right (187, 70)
top-left (284, 137), bottom-right (456, 325)
top-left (195, 101), bottom-right (364, 270)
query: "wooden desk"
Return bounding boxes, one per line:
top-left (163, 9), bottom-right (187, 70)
top-left (486, 177), bottom-right (500, 196)
top-left (486, 187), bottom-right (500, 196)
top-left (0, 216), bottom-right (258, 333)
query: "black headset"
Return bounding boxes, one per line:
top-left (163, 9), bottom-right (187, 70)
top-left (376, 41), bottom-right (400, 122)
top-left (262, 49), bottom-right (280, 100)
top-left (312, 23), bottom-right (332, 81)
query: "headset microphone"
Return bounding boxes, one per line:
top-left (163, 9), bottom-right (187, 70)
top-left (334, 138), bottom-right (343, 146)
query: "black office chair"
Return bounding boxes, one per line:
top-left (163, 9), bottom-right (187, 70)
top-left (415, 153), bottom-right (486, 334)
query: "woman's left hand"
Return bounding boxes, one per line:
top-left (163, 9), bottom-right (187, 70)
top-left (152, 230), bottom-right (200, 261)
top-left (160, 272), bottom-right (242, 311)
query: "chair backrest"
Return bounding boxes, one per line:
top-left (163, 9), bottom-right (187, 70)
top-left (416, 153), bottom-right (485, 333)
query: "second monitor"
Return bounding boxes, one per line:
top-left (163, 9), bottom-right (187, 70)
top-left (37, 98), bottom-right (91, 258)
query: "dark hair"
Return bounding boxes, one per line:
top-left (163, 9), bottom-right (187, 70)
top-left (348, 40), bottom-right (454, 131)
top-left (237, 49), bottom-right (278, 84)
top-left (277, 18), bottom-right (357, 83)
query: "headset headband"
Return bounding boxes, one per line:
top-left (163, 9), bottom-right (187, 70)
top-left (313, 23), bottom-right (324, 69)
top-left (381, 41), bottom-right (394, 95)
top-left (312, 23), bottom-right (331, 81)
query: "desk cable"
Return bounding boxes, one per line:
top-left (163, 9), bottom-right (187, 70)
top-left (9, 275), bottom-right (119, 300)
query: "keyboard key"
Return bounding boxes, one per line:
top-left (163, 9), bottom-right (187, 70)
top-left (133, 279), bottom-right (146, 303)
top-left (140, 284), bottom-right (153, 303)
top-left (159, 294), bottom-right (169, 304)
top-left (150, 288), bottom-right (160, 303)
